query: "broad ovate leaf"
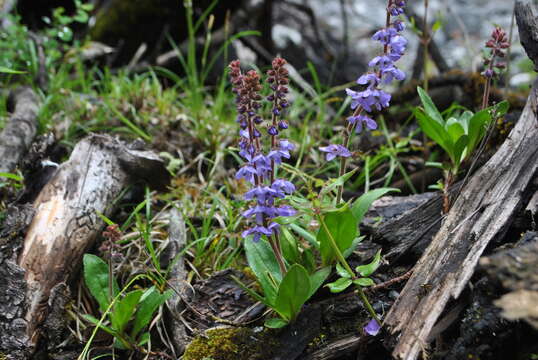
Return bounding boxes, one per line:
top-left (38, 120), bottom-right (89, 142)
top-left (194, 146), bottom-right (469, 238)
top-left (274, 264), bottom-right (311, 321)
top-left (83, 254), bottom-right (119, 313)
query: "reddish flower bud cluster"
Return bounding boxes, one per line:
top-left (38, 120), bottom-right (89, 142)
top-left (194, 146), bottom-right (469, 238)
top-left (230, 61), bottom-right (264, 130)
top-left (267, 57), bottom-right (290, 129)
top-left (99, 224), bottom-right (123, 260)
top-left (482, 27), bottom-right (510, 78)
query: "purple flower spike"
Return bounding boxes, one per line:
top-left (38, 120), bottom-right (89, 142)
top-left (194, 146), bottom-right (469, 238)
top-left (319, 144), bottom-right (352, 161)
top-left (364, 318), bottom-right (381, 336)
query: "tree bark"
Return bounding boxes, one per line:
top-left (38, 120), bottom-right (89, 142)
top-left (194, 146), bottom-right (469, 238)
top-left (384, 78), bottom-right (538, 360)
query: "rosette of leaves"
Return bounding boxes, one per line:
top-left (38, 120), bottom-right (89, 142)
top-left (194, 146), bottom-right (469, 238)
top-left (82, 254), bottom-right (173, 349)
top-left (414, 87), bottom-right (509, 210)
top-left (238, 239), bottom-right (331, 328)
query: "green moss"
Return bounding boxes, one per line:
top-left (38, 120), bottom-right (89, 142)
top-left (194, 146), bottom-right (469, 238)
top-left (183, 327), bottom-right (279, 360)
top-left (0, 353), bottom-right (7, 360)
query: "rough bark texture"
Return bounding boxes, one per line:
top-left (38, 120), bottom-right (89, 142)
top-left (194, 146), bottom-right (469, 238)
top-left (0, 87), bottom-right (39, 174)
top-left (371, 185), bottom-right (461, 262)
top-left (383, 74), bottom-right (538, 360)
top-left (516, 2), bottom-right (538, 71)
top-left (17, 134), bottom-right (169, 348)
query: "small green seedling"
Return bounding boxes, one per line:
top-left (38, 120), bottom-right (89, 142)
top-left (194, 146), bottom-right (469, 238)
top-left (82, 254), bottom-right (173, 350)
top-left (414, 86), bottom-right (509, 211)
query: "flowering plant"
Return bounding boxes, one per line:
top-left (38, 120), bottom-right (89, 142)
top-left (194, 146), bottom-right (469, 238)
top-left (416, 27), bottom-right (510, 212)
top-left (230, 58), bottom-right (330, 328)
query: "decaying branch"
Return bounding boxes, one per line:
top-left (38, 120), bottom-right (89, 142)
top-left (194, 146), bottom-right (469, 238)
top-left (17, 134), bottom-right (169, 348)
top-left (384, 74), bottom-right (538, 359)
top-left (0, 87), bottom-right (39, 174)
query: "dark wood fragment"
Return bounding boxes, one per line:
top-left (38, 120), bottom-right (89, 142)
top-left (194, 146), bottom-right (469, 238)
top-left (383, 76), bottom-right (538, 360)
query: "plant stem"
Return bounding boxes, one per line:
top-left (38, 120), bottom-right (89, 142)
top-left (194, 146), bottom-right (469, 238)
top-left (269, 233), bottom-right (287, 275)
top-left (317, 213), bottom-right (381, 325)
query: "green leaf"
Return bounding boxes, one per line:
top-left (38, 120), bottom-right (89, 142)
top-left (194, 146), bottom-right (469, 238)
top-left (317, 206), bottom-right (357, 265)
top-left (417, 87), bottom-right (444, 125)
top-left (82, 314), bottom-right (119, 338)
top-left (445, 118), bottom-right (465, 143)
top-left (0, 172), bottom-right (23, 181)
top-left (131, 287), bottom-right (173, 338)
top-left (432, 19), bottom-right (442, 33)
top-left (353, 278), bottom-right (375, 287)
top-left (336, 263), bottom-right (352, 278)
top-left (321, 168), bottom-right (359, 195)
top-left (351, 188), bottom-right (399, 224)
top-left (494, 100), bottom-right (509, 116)
top-left (0, 66), bottom-right (25, 74)
top-left (280, 227), bottom-right (300, 264)
top-left (343, 235), bottom-right (365, 259)
top-left (289, 223), bottom-right (318, 249)
top-left (308, 267), bottom-right (331, 298)
top-left (83, 254), bottom-right (119, 313)
top-left (466, 109), bottom-right (492, 157)
top-left (274, 264), bottom-right (311, 321)
top-left (453, 135), bottom-right (469, 167)
top-left (110, 290), bottom-right (142, 333)
top-left (137, 332), bottom-right (150, 346)
top-left (415, 107), bottom-right (455, 163)
top-left (244, 238), bottom-right (282, 304)
top-left (355, 249), bottom-right (382, 277)
top-left (325, 278), bottom-right (352, 293)
top-left (265, 318), bottom-right (288, 328)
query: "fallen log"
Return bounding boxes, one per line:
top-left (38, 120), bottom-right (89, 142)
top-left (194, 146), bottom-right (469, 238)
top-left (383, 65), bottom-right (538, 360)
top-left (0, 87), bottom-right (39, 174)
top-left (16, 134), bottom-right (169, 349)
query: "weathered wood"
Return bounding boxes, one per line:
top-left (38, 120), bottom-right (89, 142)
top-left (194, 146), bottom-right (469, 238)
top-left (383, 75), bottom-right (538, 360)
top-left (0, 87), bottom-right (39, 174)
top-left (516, 1), bottom-right (538, 70)
top-left (371, 186), bottom-right (461, 261)
top-left (17, 134), bottom-right (169, 347)
top-left (162, 207), bottom-right (189, 356)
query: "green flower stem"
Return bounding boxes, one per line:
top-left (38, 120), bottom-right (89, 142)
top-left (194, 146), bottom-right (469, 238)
top-left (316, 213), bottom-right (381, 326)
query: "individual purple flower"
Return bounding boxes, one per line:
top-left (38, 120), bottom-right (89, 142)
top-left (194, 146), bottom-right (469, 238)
top-left (271, 179), bottom-right (295, 194)
top-left (236, 165), bottom-right (257, 184)
top-left (372, 27), bottom-right (397, 45)
top-left (348, 114), bottom-right (378, 133)
top-left (363, 318), bottom-right (381, 336)
top-left (242, 225), bottom-right (273, 242)
top-left (388, 35), bottom-right (407, 61)
top-left (244, 186), bottom-right (280, 203)
top-left (319, 144), bottom-right (352, 161)
top-left (381, 65), bottom-right (406, 84)
top-left (355, 88), bottom-right (391, 112)
top-left (368, 55), bottom-right (393, 70)
top-left (357, 72), bottom-right (381, 88)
